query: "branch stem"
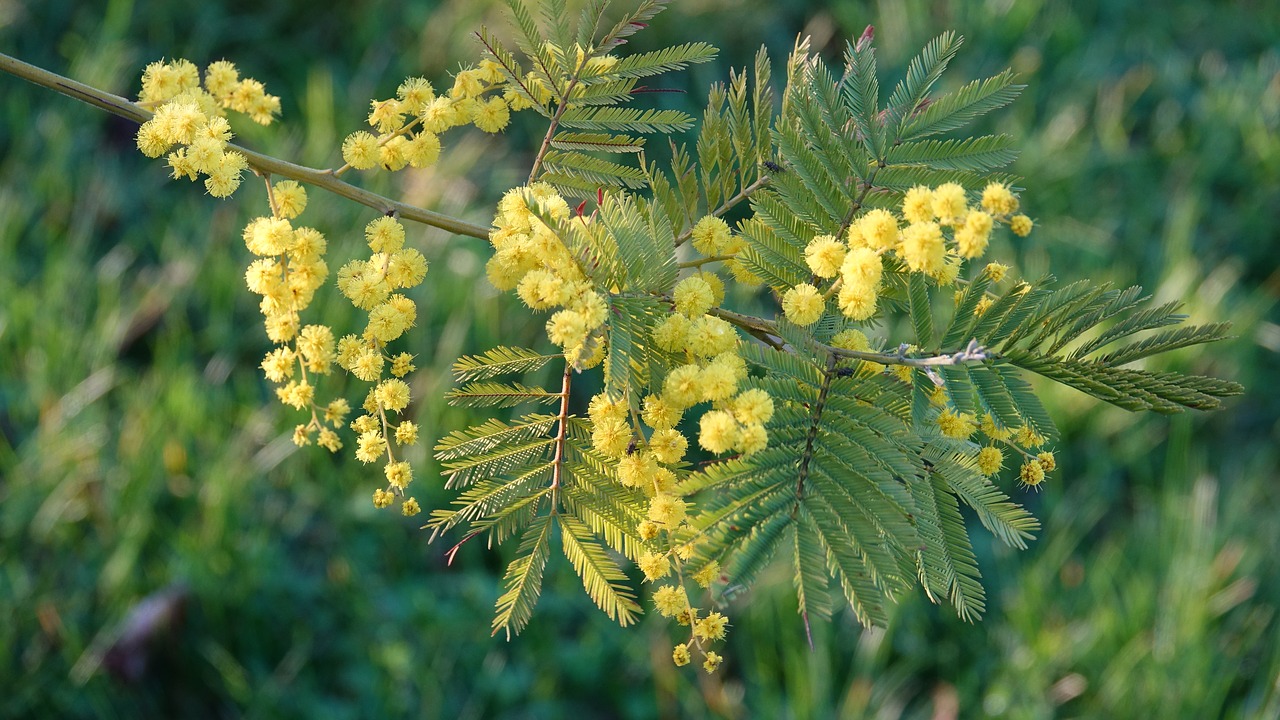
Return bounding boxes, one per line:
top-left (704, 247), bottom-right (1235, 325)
top-left (0, 52), bottom-right (490, 240)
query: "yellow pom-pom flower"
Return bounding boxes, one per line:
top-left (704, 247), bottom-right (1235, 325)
top-left (899, 221), bottom-right (946, 275)
top-left (782, 283), bottom-right (825, 326)
top-left (1010, 214), bottom-right (1034, 237)
top-left (902, 185), bottom-right (934, 223)
top-left (673, 275), bottom-right (716, 317)
top-left (804, 235), bottom-right (846, 278)
top-left (690, 215), bottom-right (732, 255)
top-left (1019, 460), bottom-right (1046, 488)
top-left (857, 209), bottom-right (900, 251)
top-left (936, 408), bottom-right (978, 440)
top-left (981, 182), bottom-right (1019, 215)
top-left (698, 410), bottom-right (740, 454)
top-left (838, 281), bottom-right (878, 321)
top-left (341, 131), bottom-right (380, 170)
top-left (931, 182), bottom-right (968, 225)
top-left (976, 446), bottom-right (1004, 476)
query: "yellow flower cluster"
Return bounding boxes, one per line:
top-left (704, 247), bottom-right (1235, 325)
top-left (323, 216), bottom-right (429, 515)
top-left (240, 180), bottom-right (354, 460)
top-left (488, 184), bottom-right (610, 368)
top-left (936, 407), bottom-right (1058, 490)
top-left (134, 59), bottom-right (278, 197)
top-left (688, 215), bottom-right (762, 286)
top-left (786, 182), bottom-right (1034, 328)
top-left (339, 61), bottom-right (519, 174)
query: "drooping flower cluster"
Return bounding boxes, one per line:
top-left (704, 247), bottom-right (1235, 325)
top-left (134, 59), bottom-right (280, 197)
top-left (333, 216), bottom-right (430, 515)
top-left (242, 181), bottom-right (348, 451)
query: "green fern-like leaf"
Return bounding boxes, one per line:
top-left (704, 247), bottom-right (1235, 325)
top-left (493, 515), bottom-right (555, 638)
top-left (559, 515), bottom-right (644, 625)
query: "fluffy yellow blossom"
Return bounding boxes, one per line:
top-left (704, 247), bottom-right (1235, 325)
top-left (617, 452), bottom-right (659, 489)
top-left (782, 283), bottom-right (825, 326)
top-left (831, 328), bottom-right (871, 352)
top-left (401, 497), bottom-right (421, 516)
top-left (1010, 214), bottom-right (1034, 237)
top-left (592, 417), bottom-right (632, 458)
top-left (375, 379), bottom-right (411, 412)
top-left (937, 409), bottom-right (978, 440)
top-left (980, 414), bottom-right (1012, 441)
top-left (1036, 451), bottom-right (1056, 472)
top-left (672, 643), bottom-right (691, 666)
top-left (931, 182), bottom-right (968, 225)
top-left (397, 77), bottom-right (435, 114)
top-left (1015, 425), bottom-right (1046, 447)
top-left (981, 182), bottom-right (1019, 215)
top-left (546, 309), bottom-right (589, 348)
top-left (698, 358), bottom-right (739, 402)
top-left (956, 210), bottom-right (993, 259)
top-left (735, 422), bottom-right (768, 456)
top-left (638, 520), bottom-right (660, 541)
top-left (384, 460), bottom-right (412, 489)
top-left (698, 410), bottom-right (740, 454)
top-left (387, 249), bottom-right (429, 289)
top-left (903, 185), bottom-right (934, 223)
top-left (260, 347), bottom-right (294, 383)
top-left (450, 69), bottom-right (485, 99)
top-left (653, 585), bottom-right (690, 618)
top-left (687, 316), bottom-right (737, 357)
top-left (841, 246), bottom-right (883, 286)
top-left (703, 652), bottom-right (723, 674)
top-left (203, 60), bottom-right (239, 98)
top-left (317, 428), bottom-right (342, 452)
top-left (648, 428), bottom-right (688, 464)
top-left (694, 271), bottom-right (726, 306)
top-left (976, 446), bottom-right (1004, 476)
top-left (394, 421), bottom-right (418, 445)
top-left (473, 97), bottom-right (511, 133)
top-left (638, 552), bottom-right (671, 582)
top-left (372, 488), bottom-right (394, 509)
top-left (838, 281), bottom-right (878, 321)
top-left (1019, 460), bottom-right (1046, 488)
top-left (857, 209), bottom-right (900, 251)
top-left (695, 612), bottom-right (729, 641)
top-left (673, 275), bottom-right (716, 317)
top-left (692, 561), bottom-right (720, 588)
top-left (355, 430), bottom-right (387, 463)
top-left (731, 389), bottom-right (774, 425)
top-left (341, 131), bottom-right (380, 170)
top-left (984, 262), bottom-right (1009, 282)
top-left (365, 216), bottom-right (406, 253)
top-left (642, 394), bottom-right (683, 430)
top-left (804, 235), bottom-right (846, 278)
top-left (588, 393), bottom-right (628, 425)
top-left (690, 216), bottom-right (733, 256)
top-left (351, 349), bottom-right (385, 382)
top-left (648, 493), bottom-right (687, 528)
top-left (391, 353), bottom-right (416, 378)
top-left (899, 221), bottom-right (946, 275)
top-left (367, 98), bottom-right (404, 133)
top-left (405, 131), bottom-right (442, 168)
top-left (663, 364), bottom-right (703, 408)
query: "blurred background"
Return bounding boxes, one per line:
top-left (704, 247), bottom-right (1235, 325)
top-left (1, 0), bottom-right (1278, 717)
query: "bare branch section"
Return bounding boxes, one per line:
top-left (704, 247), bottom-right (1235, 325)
top-left (0, 52), bottom-right (491, 240)
top-left (708, 307), bottom-right (990, 367)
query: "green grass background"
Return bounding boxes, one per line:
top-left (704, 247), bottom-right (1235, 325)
top-left (1, 0), bottom-right (1278, 717)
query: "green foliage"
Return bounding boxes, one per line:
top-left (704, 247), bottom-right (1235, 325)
top-left (2, 0), bottom-right (1272, 716)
